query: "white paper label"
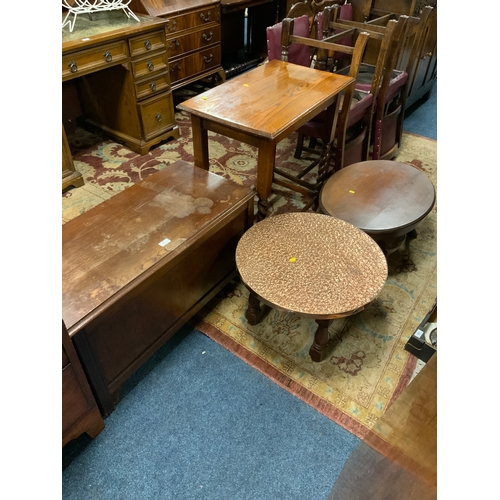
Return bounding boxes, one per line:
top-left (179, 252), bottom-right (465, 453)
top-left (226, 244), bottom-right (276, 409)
top-left (158, 238), bottom-right (171, 247)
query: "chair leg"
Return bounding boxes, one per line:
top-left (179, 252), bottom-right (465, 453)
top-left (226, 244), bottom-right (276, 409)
top-left (309, 137), bottom-right (318, 150)
top-left (396, 88), bottom-right (408, 149)
top-left (372, 119), bottom-right (382, 160)
top-left (294, 133), bottom-right (305, 159)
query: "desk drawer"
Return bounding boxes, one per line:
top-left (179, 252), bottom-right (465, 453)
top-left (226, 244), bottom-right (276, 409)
top-left (129, 30), bottom-right (166, 58)
top-left (167, 25), bottom-right (221, 59)
top-left (138, 92), bottom-right (176, 140)
top-left (131, 51), bottom-right (168, 80)
top-left (169, 46), bottom-right (221, 86)
top-left (62, 40), bottom-right (129, 81)
top-left (134, 72), bottom-right (171, 101)
top-left (164, 5), bottom-right (220, 35)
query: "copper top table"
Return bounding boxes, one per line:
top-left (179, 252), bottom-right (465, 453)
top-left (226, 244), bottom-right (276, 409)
top-left (319, 160), bottom-right (436, 255)
top-left (177, 59), bottom-right (355, 219)
top-left (235, 212), bottom-right (388, 361)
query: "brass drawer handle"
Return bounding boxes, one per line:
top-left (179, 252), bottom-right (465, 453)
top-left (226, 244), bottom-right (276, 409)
top-left (150, 82), bottom-right (157, 91)
top-left (144, 40), bottom-right (152, 50)
top-left (203, 53), bottom-right (214, 63)
top-left (168, 39), bottom-right (180, 50)
top-left (170, 63), bottom-right (181, 73)
top-left (103, 51), bottom-right (112, 62)
top-left (200, 12), bottom-right (211, 22)
top-left (68, 60), bottom-right (78, 73)
top-left (155, 113), bottom-right (162, 122)
top-left (147, 61), bottom-right (154, 71)
top-left (202, 31), bottom-right (213, 42)
top-left (166, 19), bottom-right (177, 32)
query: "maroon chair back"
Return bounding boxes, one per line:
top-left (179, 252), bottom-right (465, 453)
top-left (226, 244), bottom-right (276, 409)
top-left (266, 15), bottom-right (311, 67)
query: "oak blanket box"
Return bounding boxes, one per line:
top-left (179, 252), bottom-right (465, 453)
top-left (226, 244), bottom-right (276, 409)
top-left (63, 160), bottom-right (254, 417)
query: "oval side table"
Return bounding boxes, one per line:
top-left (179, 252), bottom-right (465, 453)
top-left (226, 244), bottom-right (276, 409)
top-left (235, 212), bottom-right (388, 362)
top-left (319, 160), bottom-right (436, 255)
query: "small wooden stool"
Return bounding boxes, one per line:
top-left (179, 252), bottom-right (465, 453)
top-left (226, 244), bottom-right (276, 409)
top-left (235, 213), bottom-right (387, 362)
top-left (319, 160), bottom-right (436, 255)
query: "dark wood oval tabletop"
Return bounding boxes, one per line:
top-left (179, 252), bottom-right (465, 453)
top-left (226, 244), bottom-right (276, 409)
top-left (319, 160), bottom-right (436, 253)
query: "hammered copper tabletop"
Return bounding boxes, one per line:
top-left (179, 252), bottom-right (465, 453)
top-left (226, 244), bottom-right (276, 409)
top-left (235, 212), bottom-right (388, 318)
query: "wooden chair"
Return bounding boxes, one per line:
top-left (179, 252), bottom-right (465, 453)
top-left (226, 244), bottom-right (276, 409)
top-left (326, 4), bottom-right (434, 159)
top-left (320, 4), bottom-right (410, 159)
top-left (266, 14), bottom-right (312, 67)
top-left (291, 5), bottom-right (402, 166)
top-left (270, 17), bottom-right (369, 206)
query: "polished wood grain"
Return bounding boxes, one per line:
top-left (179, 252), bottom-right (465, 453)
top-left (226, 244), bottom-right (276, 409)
top-left (319, 160), bottom-right (435, 254)
top-left (178, 59), bottom-right (354, 218)
top-left (367, 353), bottom-right (437, 489)
top-left (62, 321), bottom-right (104, 447)
top-left (63, 160), bottom-right (254, 415)
top-left (328, 355), bottom-right (436, 498)
top-left (129, 0), bottom-right (226, 89)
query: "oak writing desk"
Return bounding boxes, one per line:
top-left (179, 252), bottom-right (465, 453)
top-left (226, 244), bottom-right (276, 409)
top-left (178, 60), bottom-right (355, 219)
top-left (62, 10), bottom-right (180, 190)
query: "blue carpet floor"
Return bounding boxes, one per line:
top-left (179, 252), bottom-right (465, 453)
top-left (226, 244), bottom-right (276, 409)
top-left (62, 82), bottom-right (437, 499)
top-left (63, 326), bottom-right (359, 499)
top-left (403, 82), bottom-right (437, 140)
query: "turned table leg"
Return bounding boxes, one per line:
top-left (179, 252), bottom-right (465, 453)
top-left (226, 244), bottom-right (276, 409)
top-left (256, 198), bottom-right (270, 222)
top-left (406, 228), bottom-right (418, 240)
top-left (309, 319), bottom-right (331, 362)
top-left (246, 291), bottom-right (267, 325)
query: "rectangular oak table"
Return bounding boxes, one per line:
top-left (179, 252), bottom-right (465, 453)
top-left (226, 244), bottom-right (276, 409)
top-left (177, 60), bottom-right (355, 219)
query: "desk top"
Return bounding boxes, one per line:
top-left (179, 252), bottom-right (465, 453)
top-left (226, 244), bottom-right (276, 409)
top-left (129, 0), bottom-right (220, 17)
top-left (177, 60), bottom-right (354, 141)
top-left (319, 160), bottom-right (436, 234)
top-left (235, 212), bottom-right (387, 318)
top-left (62, 10), bottom-right (166, 53)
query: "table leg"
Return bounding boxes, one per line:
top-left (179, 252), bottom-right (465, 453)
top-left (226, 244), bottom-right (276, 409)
top-left (190, 115), bottom-right (210, 170)
top-left (375, 234), bottom-right (407, 256)
top-left (309, 319), bottom-right (331, 362)
top-left (407, 229), bottom-right (418, 240)
top-left (255, 141), bottom-right (276, 221)
top-left (245, 291), bottom-right (267, 325)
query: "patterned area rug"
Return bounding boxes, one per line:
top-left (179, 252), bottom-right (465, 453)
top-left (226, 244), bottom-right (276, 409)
top-left (63, 110), bottom-right (437, 439)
